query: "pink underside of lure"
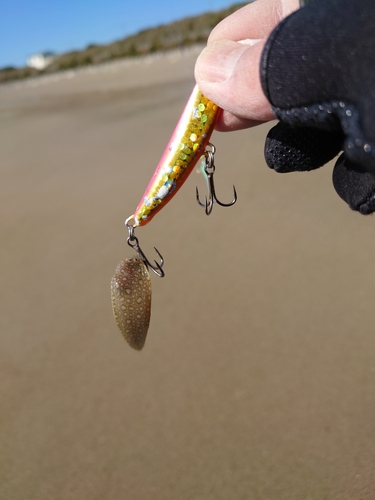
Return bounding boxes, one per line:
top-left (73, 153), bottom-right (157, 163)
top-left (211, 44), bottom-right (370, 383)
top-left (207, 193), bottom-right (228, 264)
top-left (132, 85), bottom-right (220, 226)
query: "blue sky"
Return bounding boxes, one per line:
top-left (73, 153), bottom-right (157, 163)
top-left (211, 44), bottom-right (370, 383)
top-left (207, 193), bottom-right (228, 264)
top-left (1, 0), bottom-right (238, 69)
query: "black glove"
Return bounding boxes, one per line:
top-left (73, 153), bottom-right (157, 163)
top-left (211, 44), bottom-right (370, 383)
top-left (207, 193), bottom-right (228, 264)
top-left (260, 0), bottom-right (375, 214)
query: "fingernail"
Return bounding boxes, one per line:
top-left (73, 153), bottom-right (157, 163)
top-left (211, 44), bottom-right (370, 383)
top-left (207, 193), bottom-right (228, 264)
top-left (196, 40), bottom-right (248, 84)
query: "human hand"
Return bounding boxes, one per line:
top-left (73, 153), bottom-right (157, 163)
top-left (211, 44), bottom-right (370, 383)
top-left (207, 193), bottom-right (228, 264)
top-left (195, 0), bottom-right (299, 131)
top-left (196, 0), bottom-right (375, 214)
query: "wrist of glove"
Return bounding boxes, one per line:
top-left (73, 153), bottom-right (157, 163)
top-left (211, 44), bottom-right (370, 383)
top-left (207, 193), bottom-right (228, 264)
top-left (260, 0), bottom-right (375, 214)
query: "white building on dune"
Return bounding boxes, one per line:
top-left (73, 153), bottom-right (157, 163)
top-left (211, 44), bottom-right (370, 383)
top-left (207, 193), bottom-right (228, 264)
top-left (26, 52), bottom-right (55, 70)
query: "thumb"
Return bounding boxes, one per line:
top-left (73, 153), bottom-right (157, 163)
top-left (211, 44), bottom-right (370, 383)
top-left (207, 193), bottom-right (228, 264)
top-left (195, 39), bottom-right (274, 124)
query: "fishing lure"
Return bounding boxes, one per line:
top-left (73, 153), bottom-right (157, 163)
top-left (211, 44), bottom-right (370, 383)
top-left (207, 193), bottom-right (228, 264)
top-left (111, 85), bottom-right (237, 349)
top-left (131, 84), bottom-right (236, 227)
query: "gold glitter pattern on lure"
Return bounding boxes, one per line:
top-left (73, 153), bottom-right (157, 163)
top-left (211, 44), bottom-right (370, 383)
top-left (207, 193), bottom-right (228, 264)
top-left (132, 85), bottom-right (219, 226)
top-left (111, 255), bottom-right (152, 350)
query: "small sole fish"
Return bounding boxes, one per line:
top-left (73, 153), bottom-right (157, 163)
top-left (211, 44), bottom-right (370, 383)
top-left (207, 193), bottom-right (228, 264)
top-left (111, 255), bottom-right (152, 350)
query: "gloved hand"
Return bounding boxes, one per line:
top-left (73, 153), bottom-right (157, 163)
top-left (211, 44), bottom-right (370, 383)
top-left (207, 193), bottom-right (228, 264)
top-left (261, 0), bottom-right (375, 214)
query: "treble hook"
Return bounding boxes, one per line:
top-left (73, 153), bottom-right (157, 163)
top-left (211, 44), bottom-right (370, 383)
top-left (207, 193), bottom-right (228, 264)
top-left (125, 217), bottom-right (165, 277)
top-left (196, 144), bottom-right (237, 215)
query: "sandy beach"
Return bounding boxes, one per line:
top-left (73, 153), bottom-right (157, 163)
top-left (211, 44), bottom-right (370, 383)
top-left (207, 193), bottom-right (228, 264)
top-left (1, 46), bottom-right (375, 499)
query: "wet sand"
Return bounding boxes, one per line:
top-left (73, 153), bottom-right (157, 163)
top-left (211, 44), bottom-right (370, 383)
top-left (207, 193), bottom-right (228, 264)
top-left (1, 47), bottom-right (375, 499)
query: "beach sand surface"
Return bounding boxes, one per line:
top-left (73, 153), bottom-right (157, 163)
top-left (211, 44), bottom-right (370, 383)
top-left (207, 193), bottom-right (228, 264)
top-left (1, 47), bottom-right (375, 499)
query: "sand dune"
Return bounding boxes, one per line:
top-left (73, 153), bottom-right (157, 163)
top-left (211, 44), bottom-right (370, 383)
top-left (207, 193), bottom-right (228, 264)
top-left (1, 48), bottom-right (375, 499)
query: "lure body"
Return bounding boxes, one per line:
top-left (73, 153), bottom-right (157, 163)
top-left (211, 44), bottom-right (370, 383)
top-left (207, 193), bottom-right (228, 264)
top-left (132, 85), bottom-right (219, 226)
top-left (111, 255), bottom-right (152, 350)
